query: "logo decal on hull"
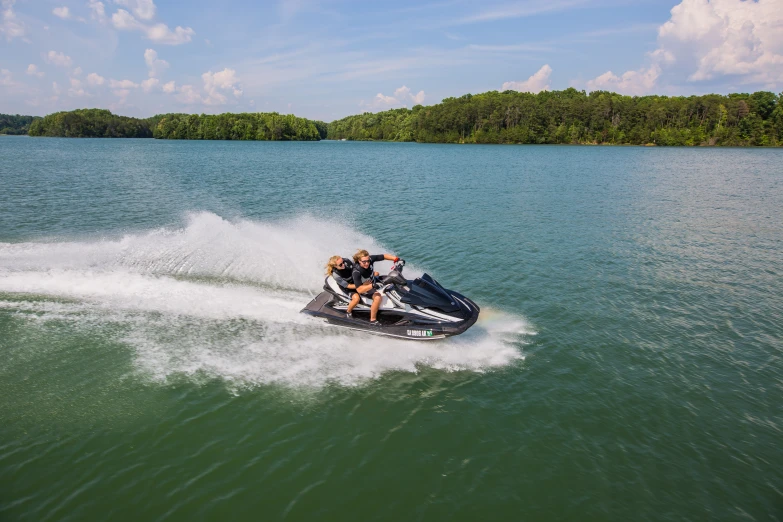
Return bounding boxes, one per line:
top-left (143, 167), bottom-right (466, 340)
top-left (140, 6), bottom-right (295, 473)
top-left (407, 329), bottom-right (434, 337)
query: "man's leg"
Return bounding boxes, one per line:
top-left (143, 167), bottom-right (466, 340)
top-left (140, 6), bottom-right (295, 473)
top-left (346, 292), bottom-right (361, 314)
top-left (370, 293), bottom-right (382, 322)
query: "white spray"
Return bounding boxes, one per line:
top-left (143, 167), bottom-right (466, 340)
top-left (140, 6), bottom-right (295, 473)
top-left (0, 212), bottom-right (533, 388)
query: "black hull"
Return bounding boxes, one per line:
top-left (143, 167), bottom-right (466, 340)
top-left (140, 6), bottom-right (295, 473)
top-left (301, 291), bottom-right (480, 340)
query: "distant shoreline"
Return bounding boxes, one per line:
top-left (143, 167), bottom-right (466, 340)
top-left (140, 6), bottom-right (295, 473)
top-left (3, 87), bottom-right (782, 146)
top-left (6, 135), bottom-right (782, 149)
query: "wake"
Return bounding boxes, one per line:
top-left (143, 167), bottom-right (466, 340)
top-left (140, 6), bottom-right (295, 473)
top-left (0, 212), bottom-right (533, 388)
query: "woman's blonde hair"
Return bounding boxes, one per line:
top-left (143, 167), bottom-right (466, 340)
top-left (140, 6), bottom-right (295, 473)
top-left (353, 249), bottom-right (370, 263)
top-left (325, 255), bottom-right (343, 276)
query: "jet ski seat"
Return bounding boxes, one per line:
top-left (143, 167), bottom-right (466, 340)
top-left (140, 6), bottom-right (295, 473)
top-left (325, 276), bottom-right (374, 305)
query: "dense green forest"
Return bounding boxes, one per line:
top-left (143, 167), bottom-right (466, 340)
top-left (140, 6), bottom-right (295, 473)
top-left (28, 109), bottom-right (152, 138)
top-left (0, 114), bottom-right (39, 135)
top-left (9, 89), bottom-right (783, 145)
top-left (327, 89), bottom-right (783, 146)
top-left (151, 112), bottom-right (327, 140)
top-left (23, 109), bottom-right (327, 140)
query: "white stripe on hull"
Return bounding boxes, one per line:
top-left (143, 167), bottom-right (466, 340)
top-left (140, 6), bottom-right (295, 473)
top-left (323, 322), bottom-right (446, 340)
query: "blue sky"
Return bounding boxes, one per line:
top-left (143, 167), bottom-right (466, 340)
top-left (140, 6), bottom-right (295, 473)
top-left (1, 0), bottom-right (781, 121)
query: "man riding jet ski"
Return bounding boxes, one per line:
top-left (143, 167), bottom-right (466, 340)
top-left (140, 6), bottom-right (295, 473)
top-left (301, 257), bottom-right (480, 340)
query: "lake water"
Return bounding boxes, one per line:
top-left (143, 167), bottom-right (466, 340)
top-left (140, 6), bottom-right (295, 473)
top-left (1, 137), bottom-right (782, 521)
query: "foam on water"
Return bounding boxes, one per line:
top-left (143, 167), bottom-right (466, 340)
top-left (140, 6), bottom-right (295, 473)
top-left (0, 212), bottom-right (532, 388)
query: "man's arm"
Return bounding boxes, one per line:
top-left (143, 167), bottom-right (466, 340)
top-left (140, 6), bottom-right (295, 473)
top-left (352, 270), bottom-right (362, 289)
top-left (353, 269), bottom-right (375, 294)
top-left (369, 254), bottom-right (400, 265)
top-left (333, 273), bottom-right (355, 290)
top-left (368, 254), bottom-right (401, 277)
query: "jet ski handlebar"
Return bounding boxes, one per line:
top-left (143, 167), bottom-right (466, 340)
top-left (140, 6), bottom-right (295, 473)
top-left (378, 260), bottom-right (407, 287)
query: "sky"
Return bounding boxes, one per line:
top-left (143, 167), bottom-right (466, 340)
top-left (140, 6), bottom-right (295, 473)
top-left (1, 0), bottom-right (782, 121)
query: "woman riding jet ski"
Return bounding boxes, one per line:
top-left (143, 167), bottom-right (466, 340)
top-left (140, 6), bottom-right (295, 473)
top-left (301, 258), bottom-right (480, 340)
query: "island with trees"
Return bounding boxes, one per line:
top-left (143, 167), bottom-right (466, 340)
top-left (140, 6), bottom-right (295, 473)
top-left (4, 88), bottom-right (782, 146)
top-left (28, 109), bottom-right (152, 138)
top-left (22, 109), bottom-right (327, 140)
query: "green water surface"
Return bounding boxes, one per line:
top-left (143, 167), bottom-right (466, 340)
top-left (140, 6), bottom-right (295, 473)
top-left (1, 138), bottom-right (782, 521)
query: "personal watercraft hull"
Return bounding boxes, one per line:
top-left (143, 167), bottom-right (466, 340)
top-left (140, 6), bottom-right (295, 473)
top-left (301, 287), bottom-right (480, 340)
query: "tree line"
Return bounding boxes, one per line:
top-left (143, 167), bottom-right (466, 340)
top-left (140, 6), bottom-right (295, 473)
top-left (0, 114), bottom-right (39, 135)
top-left (22, 109), bottom-right (327, 140)
top-left (7, 89), bottom-right (783, 145)
top-left (28, 109), bottom-right (152, 138)
top-left (151, 112), bottom-right (327, 140)
top-left (327, 89), bottom-right (783, 146)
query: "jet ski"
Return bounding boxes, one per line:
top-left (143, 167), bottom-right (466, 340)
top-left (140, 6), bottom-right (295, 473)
top-left (301, 260), bottom-right (480, 340)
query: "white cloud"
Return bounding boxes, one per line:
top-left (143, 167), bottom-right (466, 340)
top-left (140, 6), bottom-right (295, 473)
top-left (112, 9), bottom-right (195, 45)
top-left (393, 86), bottom-right (412, 99)
top-left (203, 90), bottom-right (225, 105)
top-left (26, 64), bottom-right (45, 78)
top-left (586, 64), bottom-right (661, 95)
top-left (68, 77), bottom-right (89, 97)
top-left (586, 0), bottom-right (783, 93)
top-left (372, 93), bottom-right (397, 107)
top-left (394, 85), bottom-right (426, 104)
top-left (203, 68), bottom-right (237, 89)
top-left (143, 48), bottom-right (169, 77)
top-left (141, 77), bottom-right (159, 92)
top-left (202, 68), bottom-right (242, 104)
top-left (0, 68), bottom-right (13, 86)
top-left (648, 48), bottom-right (675, 65)
top-left (109, 79), bottom-right (139, 102)
top-left (1, 0), bottom-right (26, 41)
top-left (52, 81), bottom-right (61, 95)
top-left (113, 88), bottom-right (131, 100)
top-left (112, 8), bottom-right (142, 29)
top-left (450, 0), bottom-right (585, 26)
top-left (363, 85), bottom-right (427, 109)
top-left (44, 51), bottom-right (73, 67)
top-left (175, 84), bottom-right (200, 104)
top-left (165, 71), bottom-right (242, 105)
top-left (115, 0), bottom-right (156, 20)
top-left (88, 0), bottom-right (106, 21)
top-left (109, 78), bottom-right (138, 89)
top-left (53, 6), bottom-right (71, 19)
top-left (501, 64), bottom-right (552, 93)
top-left (72, 66), bottom-right (83, 76)
top-left (86, 72), bottom-right (105, 86)
top-left (657, 0), bottom-right (783, 85)
top-left (146, 23), bottom-right (194, 45)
